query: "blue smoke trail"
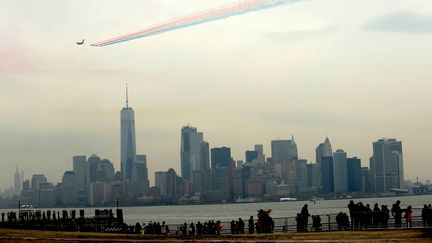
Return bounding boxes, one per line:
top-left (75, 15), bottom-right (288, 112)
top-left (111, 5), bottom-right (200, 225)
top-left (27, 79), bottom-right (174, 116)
top-left (96, 0), bottom-right (301, 46)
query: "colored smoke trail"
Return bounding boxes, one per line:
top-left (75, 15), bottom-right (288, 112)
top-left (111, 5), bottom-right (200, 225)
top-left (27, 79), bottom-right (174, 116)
top-left (92, 0), bottom-right (301, 47)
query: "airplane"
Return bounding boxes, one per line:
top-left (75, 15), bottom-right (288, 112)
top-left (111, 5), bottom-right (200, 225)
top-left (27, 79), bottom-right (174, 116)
top-left (76, 39), bottom-right (85, 45)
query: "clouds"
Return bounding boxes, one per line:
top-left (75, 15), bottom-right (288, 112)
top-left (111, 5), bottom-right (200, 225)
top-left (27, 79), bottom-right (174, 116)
top-left (365, 12), bottom-right (432, 34)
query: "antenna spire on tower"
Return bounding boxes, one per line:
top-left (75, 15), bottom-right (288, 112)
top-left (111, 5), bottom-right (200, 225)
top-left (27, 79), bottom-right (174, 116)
top-left (126, 83), bottom-right (129, 108)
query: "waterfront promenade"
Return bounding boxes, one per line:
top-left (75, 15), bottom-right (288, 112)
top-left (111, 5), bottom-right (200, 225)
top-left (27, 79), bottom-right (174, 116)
top-left (0, 228), bottom-right (431, 242)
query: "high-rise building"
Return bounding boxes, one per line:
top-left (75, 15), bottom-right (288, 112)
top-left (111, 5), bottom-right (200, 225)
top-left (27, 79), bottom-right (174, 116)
top-left (60, 171), bottom-right (78, 206)
top-left (271, 138), bottom-right (298, 164)
top-left (361, 167), bottom-right (373, 193)
top-left (254, 144), bottom-right (265, 164)
top-left (155, 171), bottom-right (167, 196)
top-left (245, 150), bottom-right (258, 163)
top-left (31, 174), bottom-right (48, 190)
top-left (271, 137), bottom-right (298, 182)
top-left (370, 138), bottom-right (404, 192)
top-left (200, 142), bottom-right (210, 172)
top-left (295, 159), bottom-right (308, 190)
top-left (121, 85), bottom-right (136, 182)
top-left (131, 155), bottom-right (150, 196)
top-left (38, 182), bottom-right (55, 207)
top-left (97, 159), bottom-right (115, 182)
top-left (211, 147), bottom-right (231, 169)
top-left (333, 149), bottom-right (348, 193)
top-left (166, 168), bottom-right (180, 199)
top-left (347, 157), bottom-right (362, 192)
top-left (181, 126), bottom-right (208, 180)
top-left (87, 154), bottom-right (101, 183)
top-left (315, 137), bottom-right (332, 164)
top-left (73, 155), bottom-right (87, 191)
top-left (14, 166), bottom-right (21, 196)
top-left (321, 156), bottom-right (334, 193)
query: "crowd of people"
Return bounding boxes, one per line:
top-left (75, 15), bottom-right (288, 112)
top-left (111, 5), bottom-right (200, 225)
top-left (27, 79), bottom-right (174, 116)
top-left (345, 200), bottom-right (432, 229)
top-left (126, 200), bottom-right (432, 235)
top-left (179, 220), bottom-right (223, 235)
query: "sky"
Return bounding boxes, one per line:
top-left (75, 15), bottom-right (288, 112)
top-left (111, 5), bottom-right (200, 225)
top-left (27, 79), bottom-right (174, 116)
top-left (1, 0), bottom-right (432, 190)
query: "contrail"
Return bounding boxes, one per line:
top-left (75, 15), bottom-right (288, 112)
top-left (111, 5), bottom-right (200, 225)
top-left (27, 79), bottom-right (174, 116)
top-left (92, 0), bottom-right (301, 47)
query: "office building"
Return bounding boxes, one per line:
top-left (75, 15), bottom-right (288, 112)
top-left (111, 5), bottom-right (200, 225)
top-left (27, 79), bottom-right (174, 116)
top-left (370, 138), bottom-right (404, 192)
top-left (155, 171), bottom-right (167, 196)
top-left (316, 137), bottom-right (332, 164)
top-left (321, 156), bottom-right (334, 193)
top-left (60, 171), bottom-right (78, 205)
top-left (347, 157), bottom-right (362, 192)
top-left (333, 149), bottom-right (348, 193)
top-left (181, 126), bottom-right (208, 180)
top-left (31, 174), bottom-right (48, 190)
top-left (87, 154), bottom-right (101, 183)
top-left (14, 166), bottom-right (21, 196)
top-left (245, 150), bottom-right (258, 163)
top-left (73, 155), bottom-right (87, 191)
top-left (211, 147), bottom-right (231, 169)
top-left (121, 85), bottom-right (136, 182)
top-left (131, 155), bottom-right (150, 196)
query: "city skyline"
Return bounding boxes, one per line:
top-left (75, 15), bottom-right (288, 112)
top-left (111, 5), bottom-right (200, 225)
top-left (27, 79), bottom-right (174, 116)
top-left (1, 0), bottom-right (432, 189)
top-left (0, 99), bottom-right (422, 191)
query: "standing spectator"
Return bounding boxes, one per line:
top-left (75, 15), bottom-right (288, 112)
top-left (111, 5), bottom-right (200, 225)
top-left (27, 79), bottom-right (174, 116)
top-left (312, 215), bottom-right (322, 231)
top-left (381, 205), bottom-right (390, 229)
top-left (365, 204), bottom-right (372, 228)
top-left (404, 206), bottom-right (413, 228)
top-left (372, 203), bottom-right (381, 228)
top-left (422, 205), bottom-right (428, 227)
top-left (248, 216), bottom-right (254, 234)
top-left (296, 213), bottom-right (304, 232)
top-left (301, 204), bottom-right (310, 231)
top-left (189, 222), bottom-right (195, 235)
top-left (238, 218), bottom-right (245, 234)
top-left (216, 221), bottom-right (222, 235)
top-left (348, 200), bottom-right (356, 228)
top-left (196, 221), bottom-right (202, 236)
top-left (391, 200), bottom-right (403, 228)
top-left (230, 220), bottom-right (236, 234)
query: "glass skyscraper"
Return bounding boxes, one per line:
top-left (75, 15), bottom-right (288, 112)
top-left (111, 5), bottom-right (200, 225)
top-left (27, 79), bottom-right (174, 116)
top-left (121, 86), bottom-right (136, 182)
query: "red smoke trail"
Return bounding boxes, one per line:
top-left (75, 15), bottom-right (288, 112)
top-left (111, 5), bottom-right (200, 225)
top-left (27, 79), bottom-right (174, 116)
top-left (92, 0), bottom-right (299, 47)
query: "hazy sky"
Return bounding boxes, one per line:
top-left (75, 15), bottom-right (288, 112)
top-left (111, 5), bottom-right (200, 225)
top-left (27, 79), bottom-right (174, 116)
top-left (1, 0), bottom-right (432, 190)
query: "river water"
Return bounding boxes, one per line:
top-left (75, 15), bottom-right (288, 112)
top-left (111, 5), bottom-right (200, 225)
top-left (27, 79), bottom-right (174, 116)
top-left (3, 195), bottom-right (431, 225)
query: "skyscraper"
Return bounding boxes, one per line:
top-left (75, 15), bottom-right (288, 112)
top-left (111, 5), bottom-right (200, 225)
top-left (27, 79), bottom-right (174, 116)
top-left (316, 137), bottom-right (332, 164)
top-left (245, 150), bottom-right (258, 163)
top-left (60, 171), bottom-right (78, 206)
top-left (370, 138), bottom-right (404, 192)
top-left (155, 171), bottom-right (167, 196)
top-left (321, 156), bottom-right (334, 193)
top-left (347, 157), bottom-right (362, 192)
top-left (180, 126), bottom-right (207, 180)
top-left (333, 149), bottom-right (348, 193)
top-left (271, 138), bottom-right (298, 164)
top-left (14, 166), bottom-right (21, 196)
top-left (211, 147), bottom-right (231, 169)
top-left (87, 154), bottom-right (101, 183)
top-left (131, 154), bottom-right (150, 196)
top-left (271, 137), bottom-right (298, 181)
top-left (73, 155), bottom-right (87, 191)
top-left (31, 174), bottom-right (47, 190)
top-left (121, 85), bottom-right (136, 182)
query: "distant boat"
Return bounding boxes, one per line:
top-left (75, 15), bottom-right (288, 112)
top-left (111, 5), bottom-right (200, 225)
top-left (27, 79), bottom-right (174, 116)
top-left (280, 197), bottom-right (297, 202)
top-left (235, 197), bottom-right (257, 203)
